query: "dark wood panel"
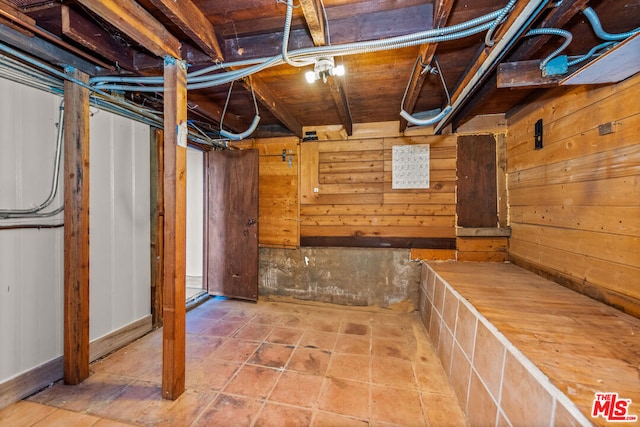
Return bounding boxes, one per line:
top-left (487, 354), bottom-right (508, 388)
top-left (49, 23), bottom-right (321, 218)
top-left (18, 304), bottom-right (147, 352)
top-left (206, 149), bottom-right (259, 302)
top-left (456, 135), bottom-right (497, 227)
top-left (301, 236), bottom-right (456, 249)
top-left (150, 128), bottom-right (164, 328)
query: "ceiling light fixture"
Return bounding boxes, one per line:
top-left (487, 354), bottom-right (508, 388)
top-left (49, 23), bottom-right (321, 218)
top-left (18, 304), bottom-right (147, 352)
top-left (305, 57), bottom-right (345, 83)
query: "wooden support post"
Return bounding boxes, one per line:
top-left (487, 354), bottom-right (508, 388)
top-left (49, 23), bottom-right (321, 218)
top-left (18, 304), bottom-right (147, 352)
top-left (63, 68), bottom-right (90, 385)
top-left (162, 56), bottom-right (187, 400)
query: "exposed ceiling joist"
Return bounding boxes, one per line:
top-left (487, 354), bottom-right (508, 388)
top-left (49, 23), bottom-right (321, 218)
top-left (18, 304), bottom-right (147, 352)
top-left (76, 0), bottom-right (181, 59)
top-left (1, 0), bottom-right (634, 137)
top-left (451, 0), bottom-right (589, 129)
top-left (435, 0), bottom-right (551, 133)
top-left (329, 79), bottom-right (353, 135)
top-left (299, 0), bottom-right (353, 135)
top-left (223, 3), bottom-right (432, 63)
top-left (148, 0), bottom-right (223, 61)
top-left (562, 33), bottom-right (640, 85)
top-left (299, 0), bottom-right (326, 46)
top-left (245, 75), bottom-right (303, 138)
top-left (0, 0), bottom-right (113, 69)
top-left (61, 5), bottom-right (136, 71)
top-left (399, 0), bottom-right (454, 132)
top-left (0, 0), bottom-right (35, 29)
top-left (497, 59), bottom-right (562, 88)
top-left (327, 75), bottom-right (353, 136)
top-left (0, 23), bottom-right (104, 75)
top-left (510, 0), bottom-right (590, 62)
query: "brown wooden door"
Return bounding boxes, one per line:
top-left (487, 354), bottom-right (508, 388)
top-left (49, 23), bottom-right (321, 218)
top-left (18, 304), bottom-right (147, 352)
top-left (456, 135), bottom-right (498, 227)
top-left (205, 149), bottom-right (259, 301)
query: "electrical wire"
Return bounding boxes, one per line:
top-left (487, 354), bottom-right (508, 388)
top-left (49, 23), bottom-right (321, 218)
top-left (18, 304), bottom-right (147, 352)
top-left (583, 7), bottom-right (640, 41)
top-left (525, 27), bottom-right (573, 69)
top-left (88, 4), bottom-right (512, 93)
top-left (567, 41), bottom-right (615, 67)
top-left (0, 102), bottom-right (64, 217)
top-left (0, 223), bottom-right (63, 230)
top-left (485, 0), bottom-right (518, 46)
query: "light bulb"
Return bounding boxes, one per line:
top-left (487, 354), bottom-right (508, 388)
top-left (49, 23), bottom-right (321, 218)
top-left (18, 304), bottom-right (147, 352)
top-left (305, 70), bottom-right (316, 84)
top-left (333, 65), bottom-right (345, 76)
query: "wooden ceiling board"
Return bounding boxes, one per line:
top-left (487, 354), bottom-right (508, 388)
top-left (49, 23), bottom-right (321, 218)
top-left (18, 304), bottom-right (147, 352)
top-left (2, 0), bottom-right (638, 137)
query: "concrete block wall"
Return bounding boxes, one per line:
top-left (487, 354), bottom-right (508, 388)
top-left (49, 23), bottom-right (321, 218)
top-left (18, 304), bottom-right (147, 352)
top-left (259, 247), bottom-right (420, 309)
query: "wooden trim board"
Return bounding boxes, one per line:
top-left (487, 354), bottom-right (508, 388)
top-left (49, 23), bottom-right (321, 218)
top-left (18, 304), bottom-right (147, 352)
top-left (89, 315), bottom-right (153, 361)
top-left (0, 316), bottom-right (153, 411)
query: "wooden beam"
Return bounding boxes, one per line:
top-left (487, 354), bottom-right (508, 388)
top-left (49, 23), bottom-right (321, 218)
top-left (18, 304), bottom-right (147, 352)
top-left (497, 59), bottom-right (562, 88)
top-left (453, 0), bottom-right (587, 126)
top-left (299, 0), bottom-right (326, 46)
top-left (435, 0), bottom-right (549, 133)
top-left (298, 0), bottom-right (353, 136)
top-left (76, 0), bottom-right (181, 58)
top-left (223, 3), bottom-right (432, 62)
top-left (246, 75), bottom-right (303, 138)
top-left (510, 0), bottom-right (590, 62)
top-left (327, 75), bottom-right (353, 136)
top-left (148, 0), bottom-right (223, 61)
top-left (0, 23), bottom-right (104, 75)
top-left (561, 33), bottom-right (640, 85)
top-left (162, 57), bottom-right (187, 400)
top-left (399, 0), bottom-right (454, 132)
top-left (0, 0), bottom-right (34, 25)
top-left (63, 68), bottom-right (90, 386)
top-left (61, 5), bottom-right (137, 71)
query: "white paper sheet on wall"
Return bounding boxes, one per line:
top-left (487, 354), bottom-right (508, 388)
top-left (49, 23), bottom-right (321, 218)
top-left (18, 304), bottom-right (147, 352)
top-left (392, 144), bottom-right (430, 189)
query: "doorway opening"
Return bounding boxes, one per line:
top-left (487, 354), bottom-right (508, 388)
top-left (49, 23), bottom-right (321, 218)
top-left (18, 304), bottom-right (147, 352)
top-left (186, 147), bottom-right (206, 303)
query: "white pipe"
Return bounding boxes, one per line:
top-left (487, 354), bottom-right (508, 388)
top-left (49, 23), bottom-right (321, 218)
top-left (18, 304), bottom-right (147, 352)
top-left (219, 115), bottom-right (261, 140)
top-left (400, 106), bottom-right (452, 126)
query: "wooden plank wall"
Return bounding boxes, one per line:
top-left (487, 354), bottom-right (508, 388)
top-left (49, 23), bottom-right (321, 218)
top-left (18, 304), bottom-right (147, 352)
top-left (506, 72), bottom-right (640, 317)
top-left (299, 135), bottom-right (457, 249)
top-left (233, 137), bottom-right (299, 248)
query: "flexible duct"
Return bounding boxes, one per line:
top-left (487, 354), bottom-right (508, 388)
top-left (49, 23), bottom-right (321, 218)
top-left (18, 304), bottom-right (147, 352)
top-left (400, 55), bottom-right (451, 127)
top-left (583, 7), bottom-right (640, 41)
top-left (400, 106), bottom-right (452, 126)
top-left (220, 115), bottom-right (261, 140)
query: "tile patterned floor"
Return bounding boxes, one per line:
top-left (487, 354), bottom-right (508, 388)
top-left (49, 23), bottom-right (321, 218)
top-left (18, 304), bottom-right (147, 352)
top-left (1, 298), bottom-right (467, 426)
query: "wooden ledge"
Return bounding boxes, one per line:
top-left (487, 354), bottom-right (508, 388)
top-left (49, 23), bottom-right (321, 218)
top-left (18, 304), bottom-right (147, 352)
top-left (456, 227), bottom-right (511, 237)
